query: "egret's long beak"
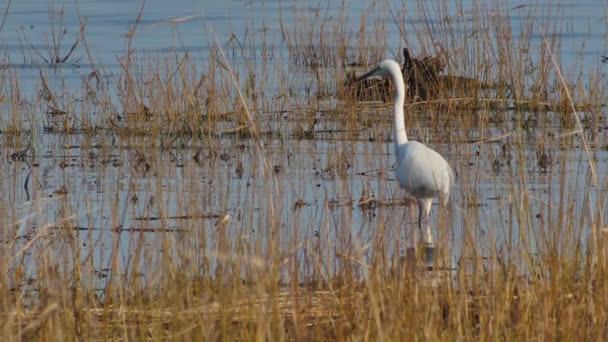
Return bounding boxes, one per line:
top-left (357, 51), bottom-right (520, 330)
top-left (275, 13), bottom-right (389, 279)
top-left (355, 66), bottom-right (383, 82)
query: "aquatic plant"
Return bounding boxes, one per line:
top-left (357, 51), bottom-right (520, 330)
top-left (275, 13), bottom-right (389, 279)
top-left (0, 0), bottom-right (607, 340)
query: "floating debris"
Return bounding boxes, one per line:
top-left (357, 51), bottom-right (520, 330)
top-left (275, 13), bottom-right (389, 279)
top-left (402, 48), bottom-right (445, 100)
top-left (131, 214), bottom-right (221, 221)
top-left (342, 71), bottom-right (392, 102)
top-left (344, 48), bottom-right (495, 102)
top-left (358, 198), bottom-right (417, 210)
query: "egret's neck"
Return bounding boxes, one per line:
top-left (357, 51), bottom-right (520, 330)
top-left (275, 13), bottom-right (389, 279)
top-left (391, 68), bottom-right (408, 147)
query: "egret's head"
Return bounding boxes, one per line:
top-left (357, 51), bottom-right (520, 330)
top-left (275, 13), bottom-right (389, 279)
top-left (356, 60), bottom-right (402, 82)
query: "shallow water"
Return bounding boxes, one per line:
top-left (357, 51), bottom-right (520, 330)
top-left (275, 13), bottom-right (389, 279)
top-left (1, 0), bottom-right (607, 288)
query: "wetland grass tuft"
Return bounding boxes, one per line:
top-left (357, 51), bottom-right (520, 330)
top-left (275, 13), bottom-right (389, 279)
top-left (0, 0), bottom-right (607, 340)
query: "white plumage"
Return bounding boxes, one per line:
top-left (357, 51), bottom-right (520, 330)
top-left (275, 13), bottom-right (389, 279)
top-left (357, 60), bottom-right (453, 245)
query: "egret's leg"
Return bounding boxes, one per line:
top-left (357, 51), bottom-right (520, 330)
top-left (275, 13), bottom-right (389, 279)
top-left (423, 199), bottom-right (434, 245)
top-left (417, 204), bottom-right (423, 231)
top-left (409, 202), bottom-right (417, 247)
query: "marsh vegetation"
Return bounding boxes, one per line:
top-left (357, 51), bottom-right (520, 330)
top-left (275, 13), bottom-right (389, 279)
top-left (1, 0), bottom-right (608, 339)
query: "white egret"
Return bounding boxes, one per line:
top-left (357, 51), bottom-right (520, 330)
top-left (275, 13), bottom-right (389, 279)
top-left (357, 60), bottom-right (453, 247)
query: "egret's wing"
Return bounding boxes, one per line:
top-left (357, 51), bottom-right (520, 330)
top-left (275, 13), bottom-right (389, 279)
top-left (396, 141), bottom-right (452, 200)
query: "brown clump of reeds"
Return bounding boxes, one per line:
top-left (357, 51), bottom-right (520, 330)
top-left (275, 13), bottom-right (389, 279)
top-left (0, 0), bottom-right (607, 340)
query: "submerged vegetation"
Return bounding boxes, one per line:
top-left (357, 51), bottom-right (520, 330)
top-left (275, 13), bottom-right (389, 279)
top-left (1, 0), bottom-right (608, 339)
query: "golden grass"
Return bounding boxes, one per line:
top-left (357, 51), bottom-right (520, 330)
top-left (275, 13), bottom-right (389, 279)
top-left (0, 0), bottom-right (607, 340)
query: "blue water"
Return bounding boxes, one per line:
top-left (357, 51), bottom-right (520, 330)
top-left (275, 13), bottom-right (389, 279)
top-left (0, 0), bottom-right (607, 288)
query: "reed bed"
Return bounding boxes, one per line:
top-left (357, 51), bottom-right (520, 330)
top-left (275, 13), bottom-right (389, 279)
top-left (0, 0), bottom-right (607, 340)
